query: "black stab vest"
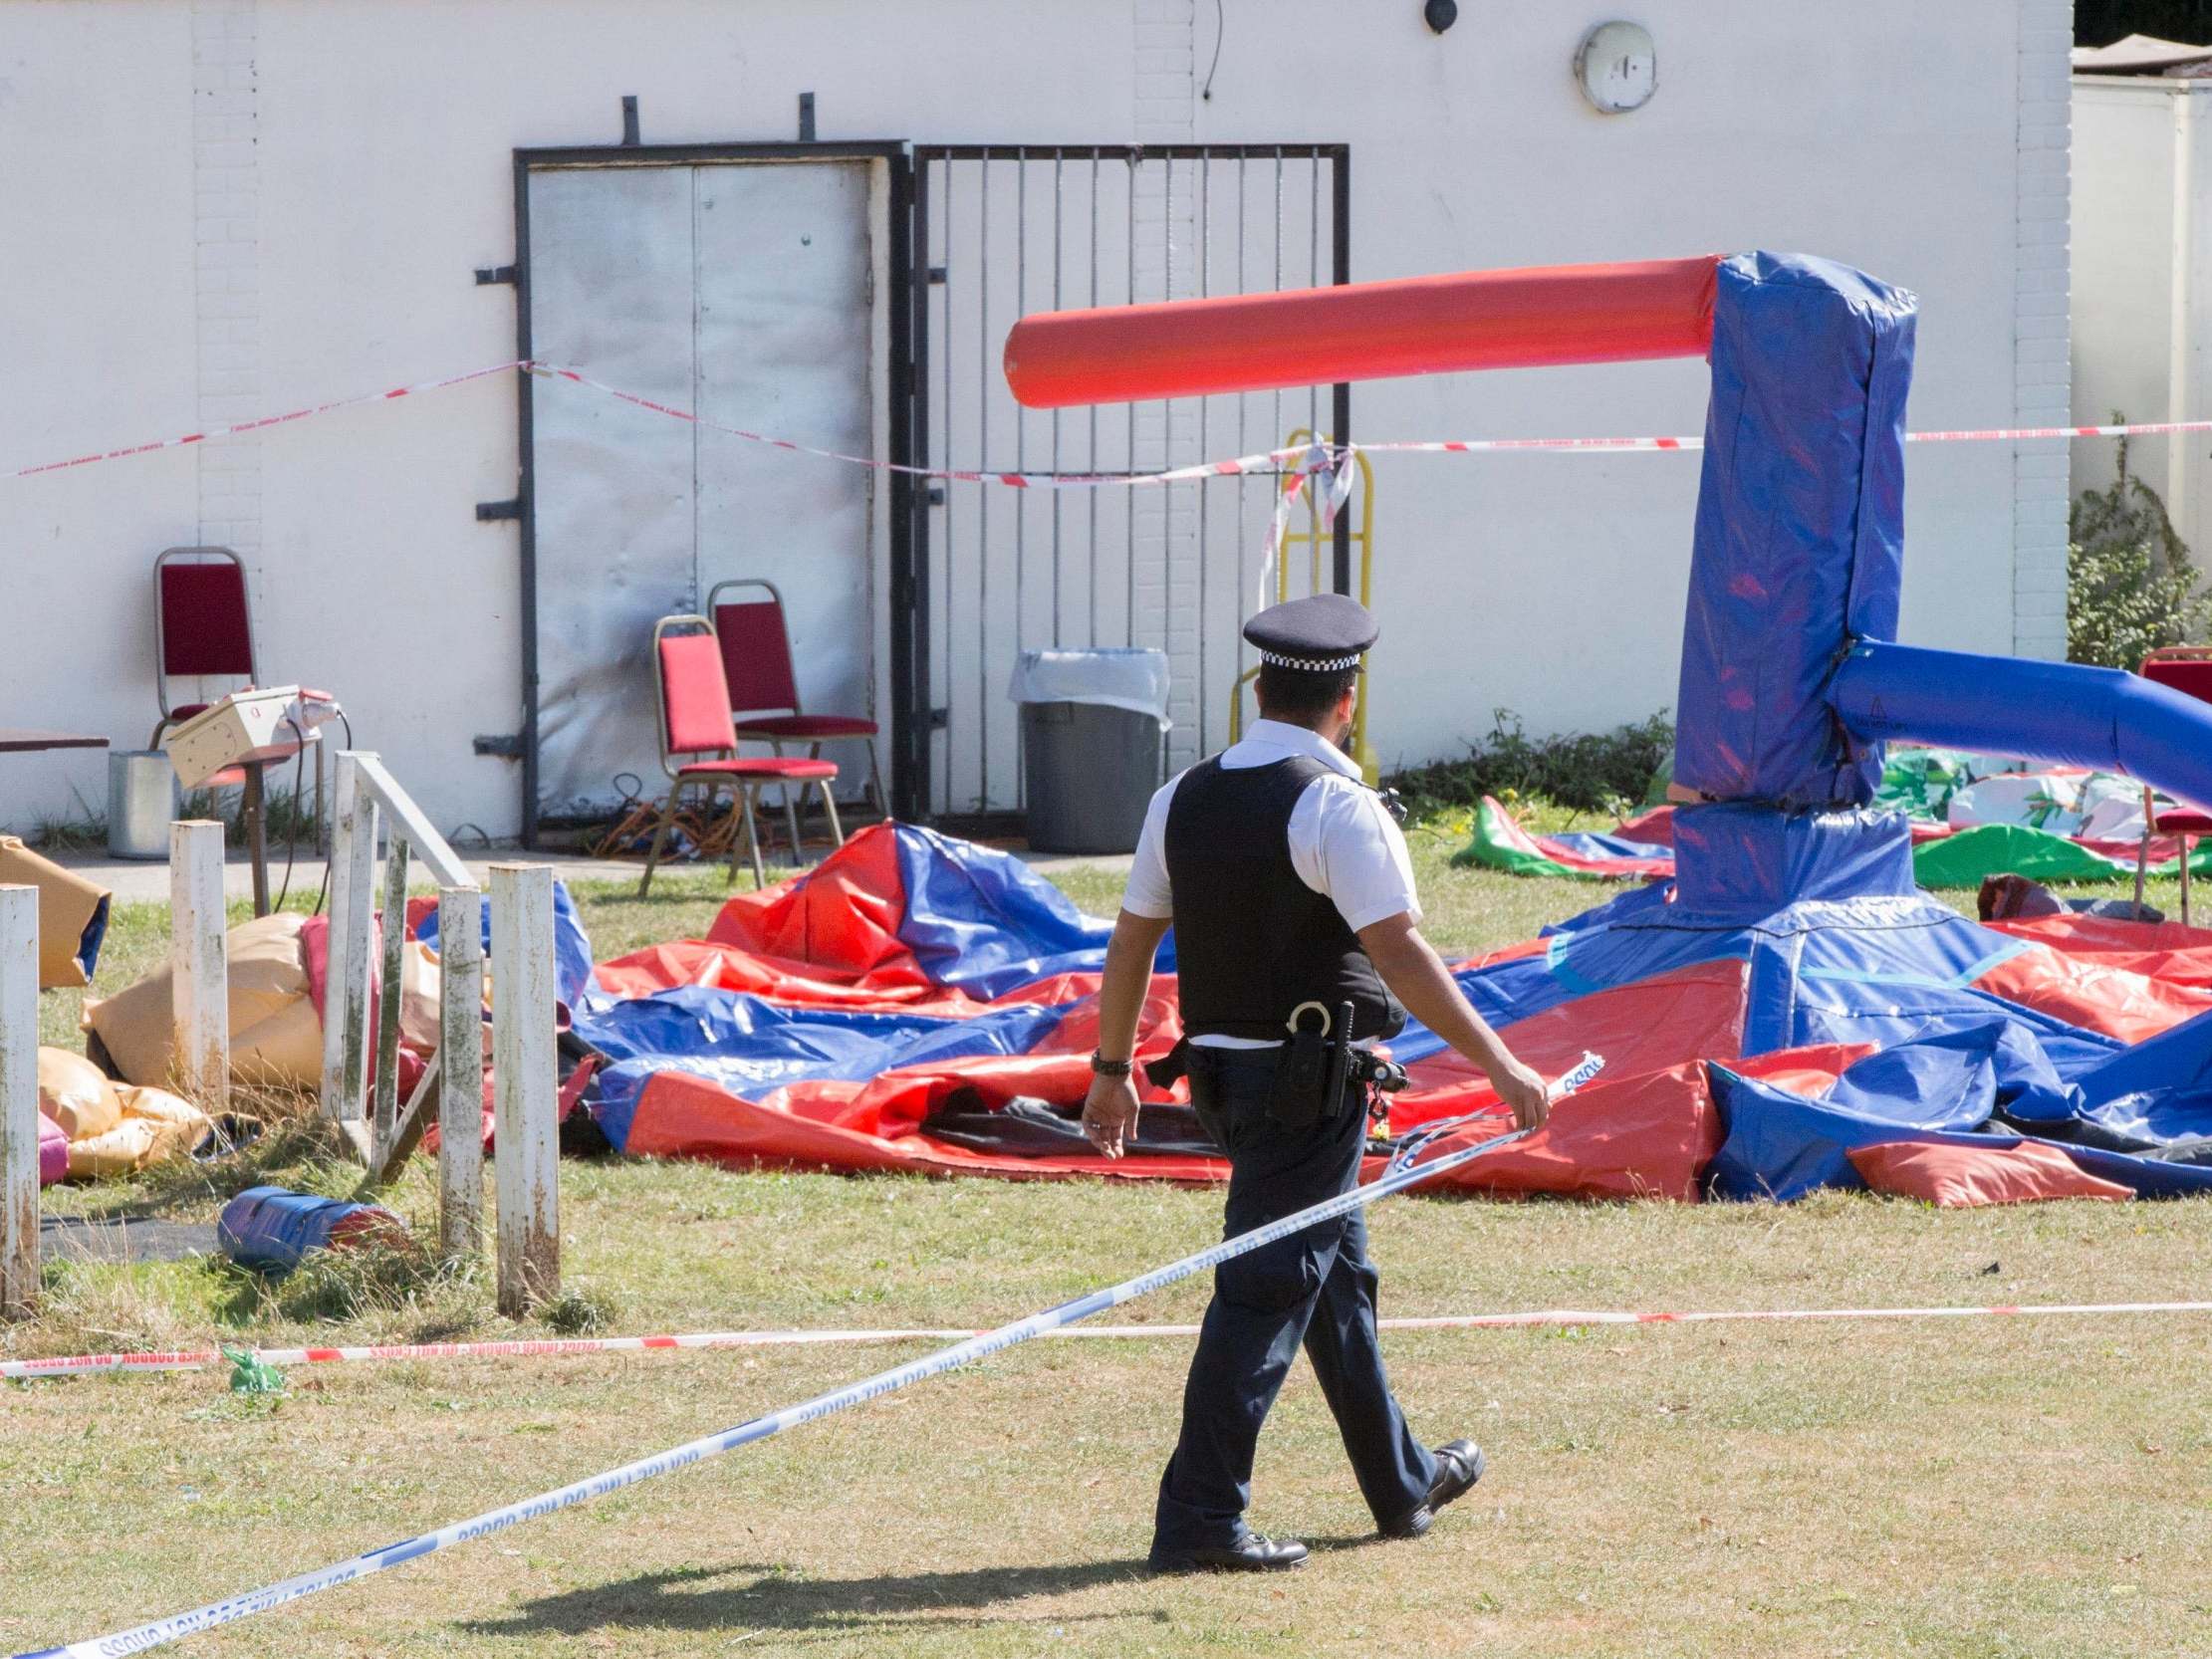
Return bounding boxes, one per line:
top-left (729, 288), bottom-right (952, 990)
top-left (1162, 754), bottom-right (1407, 1042)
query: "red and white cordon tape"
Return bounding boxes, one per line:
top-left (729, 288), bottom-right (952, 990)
top-left (1346, 416), bottom-right (2212, 456)
top-left (13, 357), bottom-right (2212, 487)
top-left (0, 361), bottom-right (526, 482)
top-left (9, 1299), bottom-right (2210, 1382)
top-left (2, 359), bottom-right (1310, 490)
top-left (533, 363), bottom-right (1316, 489)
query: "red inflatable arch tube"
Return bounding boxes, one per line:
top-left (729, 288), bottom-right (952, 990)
top-left (1003, 254), bottom-right (1721, 408)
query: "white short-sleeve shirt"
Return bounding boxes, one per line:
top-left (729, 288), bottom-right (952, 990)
top-left (1121, 719), bottom-right (1421, 1047)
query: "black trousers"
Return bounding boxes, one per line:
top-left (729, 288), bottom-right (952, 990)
top-left (1151, 1046), bottom-right (1436, 1552)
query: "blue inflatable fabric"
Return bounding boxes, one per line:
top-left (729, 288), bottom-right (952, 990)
top-left (1674, 253), bottom-right (1915, 808)
top-left (413, 875), bottom-right (596, 1005)
top-left (586, 992), bottom-right (1070, 1148)
top-left (1708, 1060), bottom-right (2212, 1203)
top-left (217, 1185), bottom-right (402, 1273)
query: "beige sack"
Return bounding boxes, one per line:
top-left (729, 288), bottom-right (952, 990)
top-left (64, 1086), bottom-right (215, 1180)
top-left (84, 911), bottom-right (315, 1088)
top-left (0, 835), bottom-right (113, 990)
top-left (37, 1047), bottom-right (122, 1139)
top-left (67, 1118), bottom-right (164, 1180)
top-left (230, 992), bottom-right (327, 1087)
top-left (118, 1083), bottom-right (213, 1154)
top-left (400, 939), bottom-right (444, 1051)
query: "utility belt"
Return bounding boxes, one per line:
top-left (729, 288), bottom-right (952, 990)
top-left (1144, 1000), bottom-right (1410, 1135)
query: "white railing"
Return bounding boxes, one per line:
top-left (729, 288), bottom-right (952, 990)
top-left (0, 754), bottom-right (562, 1321)
top-left (321, 750), bottom-right (558, 1314)
top-left (171, 821), bottom-right (229, 1112)
top-left (1, 884), bottom-right (36, 1317)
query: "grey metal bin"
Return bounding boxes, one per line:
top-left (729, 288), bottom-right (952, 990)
top-left (108, 750), bottom-right (179, 860)
top-left (1008, 648), bottom-right (1170, 854)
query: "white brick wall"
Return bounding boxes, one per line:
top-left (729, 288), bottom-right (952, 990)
top-left (2013, 1), bottom-right (2072, 658)
top-left (0, 0), bottom-right (2065, 835)
top-left (192, 0), bottom-right (262, 558)
top-left (1130, 0), bottom-right (1202, 766)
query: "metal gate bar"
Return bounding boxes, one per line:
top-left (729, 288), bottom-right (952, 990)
top-left (906, 143), bottom-right (1349, 825)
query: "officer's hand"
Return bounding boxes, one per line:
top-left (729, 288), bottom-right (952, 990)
top-left (1081, 1072), bottom-right (1142, 1159)
top-left (1490, 1057), bottom-right (1551, 1131)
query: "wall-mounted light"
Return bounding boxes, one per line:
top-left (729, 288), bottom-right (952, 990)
top-left (1423, 0), bottom-right (1458, 34)
top-left (1575, 21), bottom-right (1657, 114)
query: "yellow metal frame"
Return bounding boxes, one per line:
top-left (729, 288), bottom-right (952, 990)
top-left (1227, 430), bottom-right (1379, 782)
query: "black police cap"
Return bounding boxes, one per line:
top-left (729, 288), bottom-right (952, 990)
top-left (1242, 592), bottom-right (1379, 673)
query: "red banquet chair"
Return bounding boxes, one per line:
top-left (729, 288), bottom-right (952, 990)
top-left (709, 579), bottom-right (884, 845)
top-left (639, 614), bottom-right (843, 897)
top-left (2136, 646), bottom-right (2212, 924)
top-left (151, 546), bottom-right (257, 746)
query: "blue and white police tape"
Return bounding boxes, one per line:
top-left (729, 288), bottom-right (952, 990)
top-left (1383, 1050), bottom-right (1603, 1175)
top-left (15, 1056), bottom-right (1600, 1659)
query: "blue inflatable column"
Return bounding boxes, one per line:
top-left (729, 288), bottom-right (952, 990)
top-left (1672, 253), bottom-right (1917, 809)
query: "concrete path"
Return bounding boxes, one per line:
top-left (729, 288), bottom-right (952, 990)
top-left (40, 1213), bottom-right (218, 1265)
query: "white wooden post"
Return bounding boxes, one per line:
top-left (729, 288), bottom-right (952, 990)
top-left (438, 883), bottom-right (485, 1261)
top-left (1, 886), bottom-right (37, 1318)
top-left (490, 863), bottom-right (558, 1313)
top-left (370, 835), bottom-right (411, 1160)
top-left (315, 728), bottom-right (332, 859)
top-left (169, 820), bottom-right (229, 1111)
top-left (320, 752), bottom-right (377, 1123)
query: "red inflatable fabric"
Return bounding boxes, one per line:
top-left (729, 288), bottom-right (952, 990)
top-left (593, 820), bottom-right (2212, 1204)
top-left (38, 1111), bottom-right (68, 1186)
top-left (1847, 1139), bottom-right (2135, 1207)
top-left (1003, 257), bottom-right (1720, 407)
top-left (1393, 1062), bottom-right (1720, 1203)
top-left (627, 1073), bottom-right (1227, 1185)
top-left (705, 822), bottom-right (928, 990)
top-left (1392, 960), bottom-right (1751, 1120)
top-left (594, 938), bottom-right (989, 1015)
top-left (1611, 804), bottom-right (1977, 853)
top-left (1481, 801), bottom-right (1676, 878)
top-left (1971, 942), bottom-right (2212, 1044)
top-left (1388, 1045), bottom-right (1873, 1204)
top-left (620, 959), bottom-right (1842, 1202)
top-left (1984, 912), bottom-right (2212, 989)
top-left (622, 972), bottom-right (1189, 1169)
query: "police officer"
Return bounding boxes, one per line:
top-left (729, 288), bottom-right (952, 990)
top-left (1080, 592), bottom-right (1551, 1573)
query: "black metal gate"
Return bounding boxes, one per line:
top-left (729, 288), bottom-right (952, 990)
top-left (893, 143), bottom-right (1351, 825)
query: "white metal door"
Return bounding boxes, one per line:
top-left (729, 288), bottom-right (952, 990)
top-left (527, 158), bottom-right (875, 822)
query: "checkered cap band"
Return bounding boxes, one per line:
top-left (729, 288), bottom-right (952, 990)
top-left (1258, 648), bottom-right (1363, 672)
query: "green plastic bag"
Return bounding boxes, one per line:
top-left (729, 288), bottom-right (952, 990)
top-left (222, 1345), bottom-right (286, 1395)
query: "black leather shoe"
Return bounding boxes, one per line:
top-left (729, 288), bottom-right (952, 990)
top-left (1380, 1438), bottom-right (1487, 1540)
top-left (1148, 1533), bottom-right (1310, 1573)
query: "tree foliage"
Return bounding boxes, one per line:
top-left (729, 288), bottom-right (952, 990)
top-left (2076, 0), bottom-right (2212, 47)
top-left (2068, 437), bottom-right (2212, 670)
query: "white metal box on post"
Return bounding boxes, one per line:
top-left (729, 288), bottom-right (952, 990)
top-left (161, 685), bottom-right (311, 791)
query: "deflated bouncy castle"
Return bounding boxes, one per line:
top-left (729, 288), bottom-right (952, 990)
top-left (578, 253), bottom-right (2212, 1205)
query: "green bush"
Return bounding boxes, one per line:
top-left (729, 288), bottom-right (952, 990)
top-left (1386, 708), bottom-right (1673, 822)
top-left (2069, 437), bottom-right (2212, 669)
top-left (540, 1286), bottom-right (623, 1334)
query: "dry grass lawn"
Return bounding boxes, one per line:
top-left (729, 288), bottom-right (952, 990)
top-left (6, 833), bottom-right (2211, 1658)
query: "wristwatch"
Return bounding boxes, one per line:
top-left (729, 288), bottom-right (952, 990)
top-left (1090, 1053), bottom-right (1134, 1077)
